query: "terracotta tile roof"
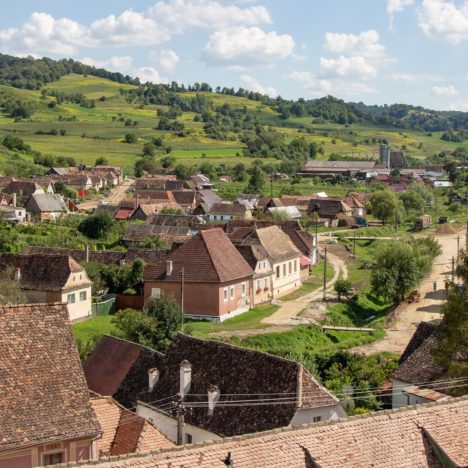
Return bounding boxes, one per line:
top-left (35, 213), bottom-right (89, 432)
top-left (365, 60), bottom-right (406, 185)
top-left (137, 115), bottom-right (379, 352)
top-left (78, 397), bottom-right (468, 468)
top-left (0, 253), bottom-right (89, 291)
top-left (399, 321), bottom-right (438, 365)
top-left (3, 180), bottom-right (43, 197)
top-left (284, 229), bottom-right (314, 256)
top-left (0, 303), bottom-right (101, 451)
top-left (83, 336), bottom-right (165, 409)
top-left (147, 214), bottom-right (201, 227)
top-left (91, 397), bottom-right (173, 457)
top-left (209, 203), bottom-right (247, 216)
top-left (134, 191), bottom-right (176, 203)
top-left (123, 224), bottom-right (191, 244)
top-left (235, 244), bottom-right (269, 269)
top-left (144, 228), bottom-right (254, 283)
top-left (114, 207), bottom-right (135, 220)
top-left (135, 202), bottom-right (183, 217)
top-left (172, 190), bottom-right (196, 206)
top-left (140, 334), bottom-right (339, 437)
top-left (255, 226), bottom-right (302, 262)
top-left (226, 219), bottom-right (302, 232)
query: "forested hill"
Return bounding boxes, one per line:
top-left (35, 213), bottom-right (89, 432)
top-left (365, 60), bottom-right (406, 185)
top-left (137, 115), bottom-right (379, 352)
top-left (0, 53), bottom-right (466, 133)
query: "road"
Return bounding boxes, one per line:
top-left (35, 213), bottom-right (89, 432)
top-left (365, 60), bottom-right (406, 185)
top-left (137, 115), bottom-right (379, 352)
top-left (352, 231), bottom-right (461, 355)
top-left (79, 179), bottom-right (134, 211)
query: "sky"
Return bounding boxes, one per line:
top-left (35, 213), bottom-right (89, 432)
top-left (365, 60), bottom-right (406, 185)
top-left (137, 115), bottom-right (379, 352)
top-left (0, 0), bottom-right (467, 110)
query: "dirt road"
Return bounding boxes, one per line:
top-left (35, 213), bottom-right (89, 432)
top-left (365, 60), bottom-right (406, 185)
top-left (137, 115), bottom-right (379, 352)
top-left (352, 232), bottom-right (461, 355)
top-left (79, 179), bottom-right (134, 211)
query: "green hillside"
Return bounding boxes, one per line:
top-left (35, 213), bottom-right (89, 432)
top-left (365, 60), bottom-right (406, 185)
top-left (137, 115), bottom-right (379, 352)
top-left (0, 73), bottom-right (465, 176)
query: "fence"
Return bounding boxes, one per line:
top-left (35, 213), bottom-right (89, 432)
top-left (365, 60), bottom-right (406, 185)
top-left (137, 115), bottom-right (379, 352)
top-left (116, 294), bottom-right (145, 311)
top-left (92, 295), bottom-right (117, 317)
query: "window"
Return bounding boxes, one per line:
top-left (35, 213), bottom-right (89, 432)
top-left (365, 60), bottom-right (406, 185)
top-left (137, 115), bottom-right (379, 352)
top-left (257, 280), bottom-right (261, 290)
top-left (43, 453), bottom-right (64, 465)
top-left (151, 288), bottom-right (162, 299)
top-left (67, 293), bottom-right (75, 304)
top-left (79, 291), bottom-right (87, 301)
top-left (313, 416), bottom-right (322, 423)
top-left (185, 433), bottom-right (193, 444)
top-left (213, 215), bottom-right (217, 220)
top-left (276, 266), bottom-right (280, 278)
top-left (264, 278), bottom-right (268, 288)
top-left (289, 261), bottom-right (292, 274)
top-left (230, 287), bottom-right (235, 299)
top-left (294, 260), bottom-right (297, 273)
top-left (241, 283), bottom-right (246, 297)
top-left (223, 288), bottom-right (228, 302)
top-left (283, 264), bottom-right (286, 276)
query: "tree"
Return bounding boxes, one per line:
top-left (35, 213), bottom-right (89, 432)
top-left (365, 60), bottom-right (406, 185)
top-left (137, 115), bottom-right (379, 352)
top-left (142, 142), bottom-right (156, 157)
top-left (113, 295), bottom-right (182, 352)
top-left (78, 211), bottom-right (116, 239)
top-left (371, 242), bottom-right (421, 304)
top-left (247, 165), bottom-right (266, 193)
top-left (0, 267), bottom-right (25, 305)
top-left (400, 190), bottom-right (425, 215)
top-left (334, 279), bottom-right (353, 301)
top-left (95, 157), bottom-right (109, 166)
top-left (124, 133), bottom-right (137, 144)
top-left (370, 189), bottom-right (401, 225)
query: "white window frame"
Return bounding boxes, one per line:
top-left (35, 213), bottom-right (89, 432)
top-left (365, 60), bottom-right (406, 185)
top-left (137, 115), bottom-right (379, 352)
top-left (151, 288), bottom-right (162, 299)
top-left (223, 288), bottom-right (228, 302)
top-left (257, 279), bottom-right (261, 290)
top-left (79, 290), bottom-right (87, 301)
top-left (241, 283), bottom-right (246, 297)
top-left (230, 286), bottom-right (235, 299)
top-left (264, 278), bottom-right (268, 288)
top-left (294, 259), bottom-right (298, 273)
top-left (289, 261), bottom-right (292, 275)
top-left (67, 293), bottom-right (76, 304)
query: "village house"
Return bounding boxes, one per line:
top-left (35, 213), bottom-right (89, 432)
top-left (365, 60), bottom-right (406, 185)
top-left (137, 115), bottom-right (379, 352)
top-left (0, 253), bottom-right (92, 321)
top-left (2, 180), bottom-right (45, 205)
top-left (137, 334), bottom-right (346, 444)
top-left (0, 303), bottom-right (102, 467)
top-left (123, 224), bottom-right (192, 247)
top-left (143, 228), bottom-right (254, 321)
top-left (130, 202), bottom-right (183, 221)
top-left (0, 203), bottom-right (26, 223)
top-left (84, 335), bottom-right (165, 409)
top-left (308, 198), bottom-right (353, 226)
top-left (171, 190), bottom-right (197, 211)
top-left (208, 203), bottom-right (252, 222)
top-left (391, 322), bottom-right (452, 409)
top-left (91, 396), bottom-right (173, 458)
top-left (24, 193), bottom-right (69, 221)
top-left (85, 397), bottom-right (468, 468)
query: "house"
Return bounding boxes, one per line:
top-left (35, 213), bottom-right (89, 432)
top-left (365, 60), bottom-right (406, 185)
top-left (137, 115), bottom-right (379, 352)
top-left (186, 174), bottom-right (215, 190)
top-left (143, 228), bottom-right (254, 321)
top-left (390, 321), bottom-right (453, 409)
top-left (235, 244), bottom-right (273, 305)
top-left (196, 189), bottom-right (222, 208)
top-left (308, 198), bottom-right (353, 226)
top-left (208, 203), bottom-right (251, 222)
top-left (0, 204), bottom-right (26, 223)
top-left (88, 397), bottom-right (468, 468)
top-left (171, 190), bottom-right (197, 211)
top-left (343, 194), bottom-right (366, 217)
top-left (123, 224), bottom-right (192, 247)
top-left (83, 335), bottom-right (165, 409)
top-left (0, 303), bottom-right (101, 466)
top-left (114, 206), bottom-right (135, 220)
top-left (24, 193), bottom-right (69, 221)
top-left (2, 180), bottom-right (44, 205)
top-left (267, 205), bottom-right (302, 219)
top-left (0, 253), bottom-right (93, 321)
top-left (300, 160), bottom-right (377, 178)
top-left (134, 190), bottom-right (177, 203)
top-left (135, 177), bottom-right (182, 192)
top-left (91, 396), bottom-right (173, 457)
top-left (130, 202), bottom-right (183, 221)
top-left (282, 228), bottom-right (317, 274)
top-left (137, 334), bottom-right (346, 444)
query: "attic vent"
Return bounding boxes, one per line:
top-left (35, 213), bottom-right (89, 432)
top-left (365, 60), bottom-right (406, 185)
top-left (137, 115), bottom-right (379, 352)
top-left (148, 368), bottom-right (160, 392)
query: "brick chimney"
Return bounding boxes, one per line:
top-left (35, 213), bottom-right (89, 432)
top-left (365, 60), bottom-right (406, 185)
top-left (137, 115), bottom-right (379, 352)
top-left (148, 368), bottom-right (160, 392)
top-left (208, 385), bottom-right (220, 416)
top-left (179, 360), bottom-right (192, 398)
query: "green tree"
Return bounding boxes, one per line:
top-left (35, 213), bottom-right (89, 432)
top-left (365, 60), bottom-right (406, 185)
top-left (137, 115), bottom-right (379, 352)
top-left (371, 242), bottom-right (421, 304)
top-left (370, 189), bottom-right (401, 225)
top-left (247, 165), bottom-right (266, 193)
top-left (142, 142), bottom-right (156, 157)
top-left (95, 157), bottom-right (109, 166)
top-left (113, 295), bottom-right (182, 352)
top-left (124, 133), bottom-right (137, 144)
top-left (400, 190), bottom-right (425, 215)
top-left (78, 211), bottom-right (116, 239)
top-left (0, 267), bottom-right (26, 305)
top-left (334, 279), bottom-right (353, 301)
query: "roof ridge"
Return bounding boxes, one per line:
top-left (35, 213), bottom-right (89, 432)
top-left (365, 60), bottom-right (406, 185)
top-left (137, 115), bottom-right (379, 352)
top-left (200, 228), bottom-right (224, 282)
top-left (100, 334), bottom-right (164, 356)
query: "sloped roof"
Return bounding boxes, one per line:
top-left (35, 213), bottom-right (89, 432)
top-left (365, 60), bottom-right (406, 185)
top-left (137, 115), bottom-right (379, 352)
top-left (140, 334), bottom-right (339, 437)
top-left (235, 244), bottom-right (269, 269)
top-left (123, 224), bottom-right (191, 243)
top-left (267, 206), bottom-right (302, 219)
top-left (25, 193), bottom-right (69, 213)
top-left (3, 180), bottom-right (43, 197)
top-left (283, 229), bottom-right (314, 256)
top-left (209, 203), bottom-right (247, 216)
top-left (256, 226), bottom-right (301, 262)
top-left (303, 160), bottom-right (377, 169)
top-left (80, 397), bottom-right (468, 468)
top-left (0, 253), bottom-right (88, 291)
top-left (83, 336), bottom-right (165, 409)
top-left (196, 189), bottom-right (222, 208)
top-left (399, 321), bottom-right (438, 365)
top-left (0, 303), bottom-right (101, 451)
top-left (91, 397), bottom-right (173, 457)
top-left (172, 190), bottom-right (196, 206)
top-left (307, 198), bottom-right (351, 216)
top-left (144, 228), bottom-right (254, 283)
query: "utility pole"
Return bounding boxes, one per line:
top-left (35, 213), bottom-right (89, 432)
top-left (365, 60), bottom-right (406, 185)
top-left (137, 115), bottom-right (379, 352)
top-left (323, 247), bottom-right (327, 301)
top-left (270, 173), bottom-right (273, 198)
top-left (457, 236), bottom-right (460, 264)
top-left (353, 234), bottom-right (356, 257)
top-left (175, 394), bottom-right (185, 446)
top-left (452, 256), bottom-right (455, 282)
top-left (180, 267), bottom-right (185, 333)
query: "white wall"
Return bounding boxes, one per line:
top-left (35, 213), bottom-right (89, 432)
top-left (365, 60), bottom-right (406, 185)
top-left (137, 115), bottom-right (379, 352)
top-left (290, 404), bottom-right (346, 426)
top-left (271, 257), bottom-right (302, 297)
top-left (137, 402), bottom-right (222, 444)
top-left (61, 286), bottom-right (92, 322)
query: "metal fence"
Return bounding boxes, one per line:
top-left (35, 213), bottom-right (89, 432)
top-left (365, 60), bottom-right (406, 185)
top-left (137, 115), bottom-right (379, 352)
top-left (91, 295), bottom-right (117, 316)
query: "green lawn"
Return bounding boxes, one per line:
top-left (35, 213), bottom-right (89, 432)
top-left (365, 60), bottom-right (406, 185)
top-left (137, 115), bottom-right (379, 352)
top-left (187, 303), bottom-right (279, 339)
top-left (72, 315), bottom-right (116, 345)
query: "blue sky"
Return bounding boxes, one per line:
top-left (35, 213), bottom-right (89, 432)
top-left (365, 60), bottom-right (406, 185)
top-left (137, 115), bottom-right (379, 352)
top-left (0, 0), bottom-right (467, 110)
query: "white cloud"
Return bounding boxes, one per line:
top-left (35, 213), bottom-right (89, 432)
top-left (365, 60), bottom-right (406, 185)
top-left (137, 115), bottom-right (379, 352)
top-left (432, 84), bottom-right (459, 95)
top-left (448, 101), bottom-right (468, 111)
top-left (392, 72), bottom-right (442, 82)
top-left (239, 74), bottom-right (277, 96)
top-left (319, 56), bottom-right (378, 80)
top-left (203, 26), bottom-right (295, 67)
top-left (387, 0), bottom-right (415, 28)
top-left (418, 0), bottom-right (468, 43)
top-left (324, 30), bottom-right (386, 59)
top-left (80, 56), bottom-right (133, 72)
top-left (149, 49), bottom-right (180, 72)
top-left (134, 67), bottom-right (168, 84)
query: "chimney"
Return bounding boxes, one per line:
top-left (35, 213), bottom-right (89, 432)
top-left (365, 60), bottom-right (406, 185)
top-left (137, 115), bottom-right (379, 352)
top-left (148, 368), bottom-right (160, 392)
top-left (179, 360), bottom-right (192, 398)
top-left (208, 385), bottom-right (220, 416)
top-left (166, 260), bottom-right (173, 277)
top-left (13, 268), bottom-right (21, 281)
top-left (12, 192), bottom-right (17, 207)
top-left (85, 244), bottom-right (90, 263)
